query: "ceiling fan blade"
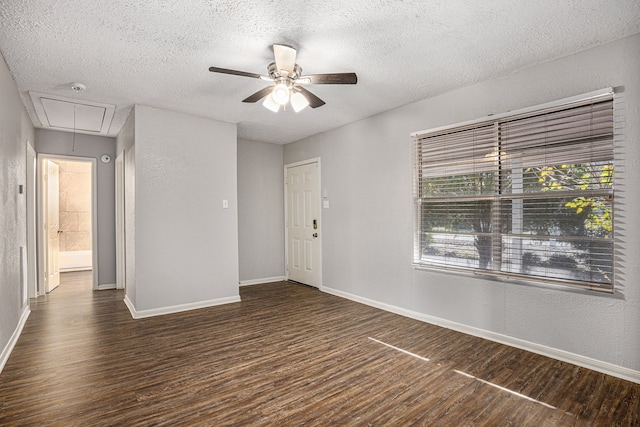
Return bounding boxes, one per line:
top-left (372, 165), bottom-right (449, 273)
top-left (242, 86), bottom-right (274, 103)
top-left (209, 67), bottom-right (264, 79)
top-left (273, 44), bottom-right (297, 77)
top-left (296, 87), bottom-right (325, 108)
top-left (303, 73), bottom-right (358, 84)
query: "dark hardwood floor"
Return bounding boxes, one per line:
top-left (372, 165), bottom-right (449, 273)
top-left (1, 272), bottom-right (638, 426)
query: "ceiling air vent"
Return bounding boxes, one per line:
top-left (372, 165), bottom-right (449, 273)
top-left (29, 91), bottom-right (115, 136)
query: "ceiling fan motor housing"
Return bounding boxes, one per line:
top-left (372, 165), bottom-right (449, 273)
top-left (267, 62), bottom-right (302, 81)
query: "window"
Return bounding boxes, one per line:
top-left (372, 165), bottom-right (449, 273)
top-left (412, 89), bottom-right (615, 292)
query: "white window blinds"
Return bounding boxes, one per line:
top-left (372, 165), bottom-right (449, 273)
top-left (413, 90), bottom-right (615, 292)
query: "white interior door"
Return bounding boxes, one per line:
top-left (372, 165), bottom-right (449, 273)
top-left (286, 161), bottom-right (321, 287)
top-left (45, 160), bottom-right (61, 293)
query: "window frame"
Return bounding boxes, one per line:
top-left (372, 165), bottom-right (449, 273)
top-left (411, 88), bottom-right (616, 293)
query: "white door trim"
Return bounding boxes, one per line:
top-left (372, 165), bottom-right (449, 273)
top-left (284, 157), bottom-right (322, 289)
top-left (36, 156), bottom-right (47, 295)
top-left (26, 142), bottom-right (38, 299)
top-left (115, 151), bottom-right (125, 290)
top-left (37, 154), bottom-right (99, 291)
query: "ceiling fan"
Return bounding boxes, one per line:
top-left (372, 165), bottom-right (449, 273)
top-left (209, 44), bottom-right (357, 113)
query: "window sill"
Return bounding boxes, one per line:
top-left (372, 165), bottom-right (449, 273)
top-left (412, 263), bottom-right (617, 297)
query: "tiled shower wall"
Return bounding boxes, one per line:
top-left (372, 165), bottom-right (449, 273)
top-left (56, 160), bottom-right (91, 252)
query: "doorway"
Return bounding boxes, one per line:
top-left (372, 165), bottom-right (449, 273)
top-left (284, 159), bottom-right (322, 288)
top-left (37, 154), bottom-right (98, 294)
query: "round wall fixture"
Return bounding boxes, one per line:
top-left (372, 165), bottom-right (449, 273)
top-left (100, 154), bottom-right (111, 164)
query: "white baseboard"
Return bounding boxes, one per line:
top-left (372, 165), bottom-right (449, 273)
top-left (60, 267), bottom-right (92, 272)
top-left (0, 306), bottom-right (31, 374)
top-left (322, 286), bottom-right (640, 384)
top-left (123, 294), bottom-right (241, 319)
top-left (239, 276), bottom-right (286, 286)
top-left (97, 283), bottom-right (116, 290)
top-left (123, 294), bottom-right (136, 318)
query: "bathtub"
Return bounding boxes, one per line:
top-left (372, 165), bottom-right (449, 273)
top-left (59, 250), bottom-right (92, 272)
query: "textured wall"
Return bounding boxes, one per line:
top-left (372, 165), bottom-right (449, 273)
top-left (237, 139), bottom-right (285, 282)
top-left (283, 34), bottom-right (640, 373)
top-left (35, 130), bottom-right (116, 286)
top-left (133, 105), bottom-right (239, 311)
top-left (0, 53), bottom-right (34, 365)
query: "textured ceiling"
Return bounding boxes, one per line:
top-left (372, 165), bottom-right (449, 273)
top-left (1, 0), bottom-right (639, 145)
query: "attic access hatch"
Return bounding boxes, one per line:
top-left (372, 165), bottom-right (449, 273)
top-left (29, 91), bottom-right (115, 135)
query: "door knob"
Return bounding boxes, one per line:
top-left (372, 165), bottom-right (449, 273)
top-left (313, 233), bottom-right (318, 238)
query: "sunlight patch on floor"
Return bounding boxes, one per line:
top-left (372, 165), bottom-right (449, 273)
top-left (368, 336), bottom-right (557, 411)
top-left (368, 337), bottom-right (430, 362)
top-left (454, 370), bottom-right (557, 409)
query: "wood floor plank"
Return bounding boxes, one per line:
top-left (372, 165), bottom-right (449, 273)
top-left (1, 271), bottom-right (638, 426)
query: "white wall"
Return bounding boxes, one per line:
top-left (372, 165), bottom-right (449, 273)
top-left (0, 53), bottom-right (34, 370)
top-left (132, 105), bottom-right (239, 312)
top-left (283, 33), bottom-right (640, 377)
top-left (35, 129), bottom-right (116, 286)
top-left (237, 138), bottom-right (284, 282)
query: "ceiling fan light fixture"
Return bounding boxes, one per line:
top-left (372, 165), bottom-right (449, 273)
top-left (272, 83), bottom-right (290, 105)
top-left (262, 94), bottom-right (280, 112)
top-left (290, 91), bottom-right (310, 112)
top-left (209, 44), bottom-right (357, 111)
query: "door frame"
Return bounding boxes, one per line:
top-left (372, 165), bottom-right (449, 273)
top-left (37, 154), bottom-right (99, 292)
top-left (284, 158), bottom-right (322, 289)
top-left (26, 142), bottom-right (38, 299)
top-left (115, 151), bottom-right (125, 290)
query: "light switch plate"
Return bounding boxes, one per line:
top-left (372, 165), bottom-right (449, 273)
top-left (222, 199), bottom-right (229, 209)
